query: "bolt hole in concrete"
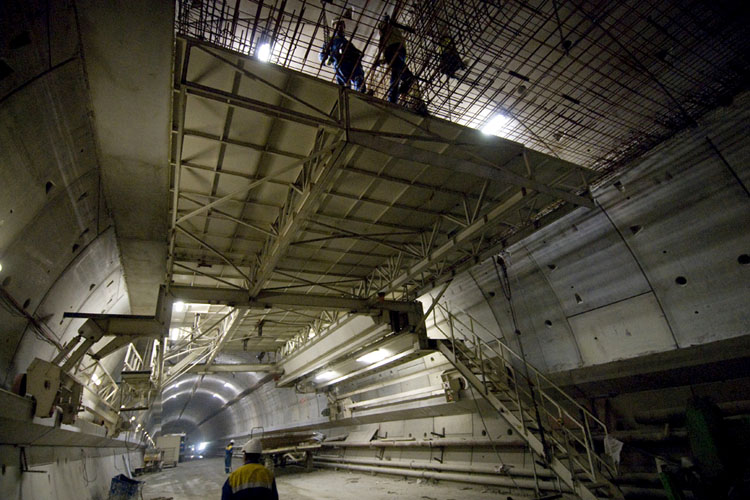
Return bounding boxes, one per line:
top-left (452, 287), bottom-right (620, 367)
top-left (547, 264), bottom-right (557, 271)
top-left (575, 293), bottom-right (583, 304)
top-left (739, 254), bottom-right (750, 265)
top-left (675, 276), bottom-right (687, 286)
top-left (544, 320), bottom-right (552, 328)
top-left (629, 224), bottom-right (642, 235)
top-left (22, 298), bottom-right (30, 309)
top-left (45, 181), bottom-right (55, 193)
top-left (89, 283), bottom-right (96, 291)
top-left (72, 243), bottom-right (80, 253)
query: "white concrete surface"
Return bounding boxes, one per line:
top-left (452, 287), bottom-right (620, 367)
top-left (140, 457), bottom-right (536, 500)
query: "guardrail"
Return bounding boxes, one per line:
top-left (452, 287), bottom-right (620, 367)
top-left (430, 302), bottom-right (616, 483)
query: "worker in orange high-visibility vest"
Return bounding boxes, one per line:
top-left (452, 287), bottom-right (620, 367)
top-left (222, 438), bottom-right (278, 500)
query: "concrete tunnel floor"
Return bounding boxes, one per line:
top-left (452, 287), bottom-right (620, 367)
top-left (139, 457), bottom-right (535, 500)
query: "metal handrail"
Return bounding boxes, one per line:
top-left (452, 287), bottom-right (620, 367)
top-left (431, 303), bottom-right (615, 480)
top-left (433, 303), bottom-right (607, 431)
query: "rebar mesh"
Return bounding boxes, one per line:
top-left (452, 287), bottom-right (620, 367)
top-left (175, 0), bottom-right (749, 175)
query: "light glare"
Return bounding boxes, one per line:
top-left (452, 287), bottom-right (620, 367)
top-left (481, 113), bottom-right (512, 136)
top-left (356, 349), bottom-right (389, 364)
top-left (197, 442), bottom-right (208, 451)
top-left (257, 43), bottom-right (272, 62)
top-left (173, 301), bottom-right (186, 312)
top-left (315, 370), bottom-right (337, 382)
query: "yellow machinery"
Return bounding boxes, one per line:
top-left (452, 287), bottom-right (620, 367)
top-left (142, 448), bottom-right (163, 473)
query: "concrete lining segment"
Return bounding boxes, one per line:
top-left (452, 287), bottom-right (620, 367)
top-left (77, 0), bottom-right (173, 314)
top-left (548, 334), bottom-right (750, 396)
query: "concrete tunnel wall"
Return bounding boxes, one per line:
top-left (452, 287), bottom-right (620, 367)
top-left (0, 446), bottom-right (143, 500)
top-left (171, 89), bottom-right (750, 450)
top-left (0, 0), bottom-right (135, 388)
top-left (1, 0), bottom-right (173, 389)
top-left (428, 90), bottom-right (750, 373)
top-left (0, 0), bottom-right (748, 495)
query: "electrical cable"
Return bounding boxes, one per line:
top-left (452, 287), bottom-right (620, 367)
top-left (492, 254), bottom-right (551, 462)
top-left (81, 448), bottom-right (97, 485)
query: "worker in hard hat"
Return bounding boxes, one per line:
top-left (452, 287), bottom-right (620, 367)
top-left (319, 18), bottom-right (367, 93)
top-left (224, 439), bottom-right (234, 473)
top-left (374, 14), bottom-right (415, 104)
top-left (221, 438), bottom-right (278, 500)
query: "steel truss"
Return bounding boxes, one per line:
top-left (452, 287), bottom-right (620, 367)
top-left (168, 35), bottom-right (595, 363)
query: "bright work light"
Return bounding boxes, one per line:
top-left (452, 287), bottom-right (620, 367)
top-left (356, 349), bottom-right (389, 364)
top-left (257, 43), bottom-right (272, 62)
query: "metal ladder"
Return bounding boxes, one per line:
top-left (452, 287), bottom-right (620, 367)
top-left (431, 304), bottom-right (622, 500)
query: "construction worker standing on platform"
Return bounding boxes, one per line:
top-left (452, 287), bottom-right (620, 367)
top-left (221, 438), bottom-right (278, 500)
top-left (319, 19), bottom-right (367, 93)
top-left (375, 14), bottom-right (415, 104)
top-left (224, 439), bottom-right (234, 473)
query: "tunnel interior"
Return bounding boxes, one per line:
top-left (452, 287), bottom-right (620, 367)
top-left (1, 1), bottom-right (749, 500)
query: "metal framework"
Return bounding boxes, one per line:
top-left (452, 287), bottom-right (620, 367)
top-left (167, 36), bottom-right (596, 362)
top-left (174, 0), bottom-right (749, 177)
top-left (167, 0), bottom-right (750, 366)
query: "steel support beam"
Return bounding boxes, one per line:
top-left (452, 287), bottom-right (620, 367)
top-left (181, 129), bottom-right (306, 160)
top-left (376, 190), bottom-right (527, 295)
top-left (347, 132), bottom-right (594, 209)
top-left (277, 314), bottom-right (391, 386)
top-left (63, 313), bottom-right (164, 337)
top-left (169, 285), bottom-right (419, 312)
top-left (175, 143), bottom-right (339, 225)
top-left (196, 45), bottom-right (332, 119)
top-left (186, 363), bottom-right (280, 374)
top-left (184, 81), bottom-right (342, 131)
top-left (249, 139), bottom-right (354, 295)
top-left (204, 307), bottom-right (248, 366)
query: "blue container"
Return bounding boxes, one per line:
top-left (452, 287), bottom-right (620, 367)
top-left (108, 474), bottom-right (143, 500)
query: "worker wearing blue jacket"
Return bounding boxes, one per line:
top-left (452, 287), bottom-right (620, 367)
top-left (319, 19), bottom-right (367, 93)
top-left (224, 440), bottom-right (234, 473)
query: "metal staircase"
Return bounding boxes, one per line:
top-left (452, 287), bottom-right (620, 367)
top-left (431, 304), bottom-right (622, 500)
